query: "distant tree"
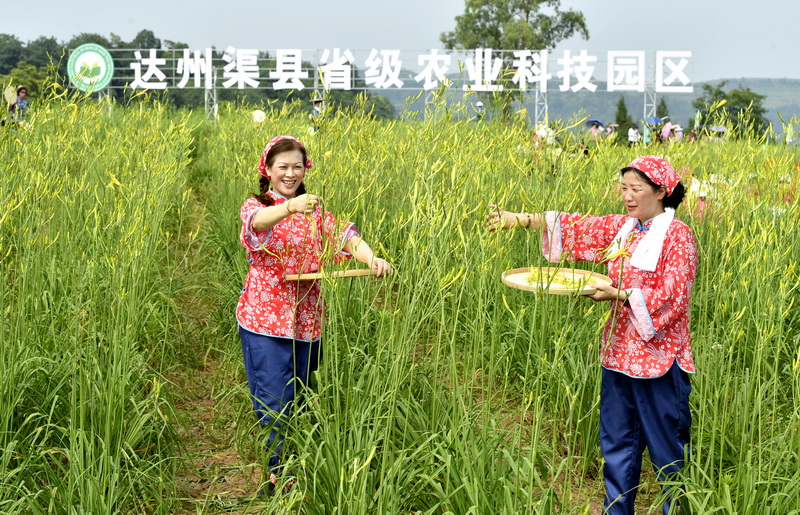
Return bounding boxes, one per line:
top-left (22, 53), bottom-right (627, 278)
top-left (441, 0), bottom-right (589, 51)
top-left (692, 80), bottom-right (769, 134)
top-left (442, 1), bottom-right (588, 117)
top-left (325, 89), bottom-right (394, 120)
top-left (364, 94), bottom-right (396, 120)
top-left (129, 30), bottom-right (161, 50)
top-left (693, 81), bottom-right (726, 107)
top-left (0, 61), bottom-right (52, 98)
top-left (109, 33), bottom-right (127, 48)
top-left (66, 33), bottom-right (113, 50)
top-left (22, 36), bottom-right (64, 68)
top-left (164, 40), bottom-right (190, 50)
top-left (0, 34), bottom-right (24, 74)
top-left (657, 97), bottom-right (670, 121)
top-left (614, 95), bottom-right (634, 138)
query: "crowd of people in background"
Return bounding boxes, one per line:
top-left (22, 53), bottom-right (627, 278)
top-left (578, 118), bottom-right (729, 149)
top-left (513, 115), bottom-right (750, 165)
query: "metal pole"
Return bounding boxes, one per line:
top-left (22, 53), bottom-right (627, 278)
top-left (534, 83), bottom-right (548, 127)
top-left (205, 75), bottom-right (218, 120)
top-left (643, 52), bottom-right (656, 122)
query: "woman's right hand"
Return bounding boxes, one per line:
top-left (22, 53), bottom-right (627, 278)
top-left (287, 194), bottom-right (321, 215)
top-left (485, 204), bottom-right (520, 232)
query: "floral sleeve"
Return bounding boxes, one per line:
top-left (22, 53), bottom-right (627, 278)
top-left (542, 211), bottom-right (628, 263)
top-left (240, 198), bottom-right (271, 251)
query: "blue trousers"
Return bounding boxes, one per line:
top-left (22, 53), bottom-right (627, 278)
top-left (239, 326), bottom-right (321, 470)
top-left (600, 362), bottom-right (692, 515)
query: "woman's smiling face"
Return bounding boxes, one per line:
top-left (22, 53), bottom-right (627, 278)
top-left (620, 170), bottom-right (666, 222)
top-left (267, 150), bottom-right (306, 198)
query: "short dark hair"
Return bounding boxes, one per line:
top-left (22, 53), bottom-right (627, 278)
top-left (621, 168), bottom-right (685, 209)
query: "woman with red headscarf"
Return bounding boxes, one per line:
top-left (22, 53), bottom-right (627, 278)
top-left (486, 155), bottom-right (697, 514)
top-left (237, 135), bottom-right (391, 494)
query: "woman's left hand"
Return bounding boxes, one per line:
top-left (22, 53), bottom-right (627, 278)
top-left (586, 283), bottom-right (625, 302)
top-left (371, 258), bottom-right (393, 278)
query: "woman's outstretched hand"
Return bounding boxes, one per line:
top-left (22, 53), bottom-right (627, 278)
top-left (485, 204), bottom-right (519, 232)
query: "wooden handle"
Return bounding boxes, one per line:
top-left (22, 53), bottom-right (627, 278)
top-left (285, 268), bottom-right (377, 281)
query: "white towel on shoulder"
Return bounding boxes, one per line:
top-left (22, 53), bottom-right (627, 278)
top-left (607, 208), bottom-right (675, 272)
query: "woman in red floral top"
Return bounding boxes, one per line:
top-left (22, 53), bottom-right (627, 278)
top-left (237, 135), bottom-right (391, 492)
top-left (487, 156), bottom-right (696, 514)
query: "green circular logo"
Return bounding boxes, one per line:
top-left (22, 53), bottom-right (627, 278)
top-left (67, 43), bottom-right (114, 92)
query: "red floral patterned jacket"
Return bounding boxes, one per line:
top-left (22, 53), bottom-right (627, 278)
top-left (543, 211), bottom-right (698, 378)
top-left (236, 192), bottom-right (358, 341)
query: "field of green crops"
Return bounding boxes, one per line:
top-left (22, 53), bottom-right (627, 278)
top-left (2, 91), bottom-right (799, 514)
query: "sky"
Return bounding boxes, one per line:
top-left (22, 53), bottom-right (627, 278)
top-left (10, 0), bottom-right (800, 82)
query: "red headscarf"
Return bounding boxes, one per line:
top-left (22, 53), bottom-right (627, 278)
top-left (624, 155), bottom-right (682, 195)
top-left (257, 135), bottom-right (313, 178)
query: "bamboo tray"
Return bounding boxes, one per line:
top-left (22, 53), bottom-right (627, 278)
top-left (4, 86), bottom-right (16, 106)
top-left (285, 269), bottom-right (377, 281)
top-left (502, 267), bottom-right (612, 296)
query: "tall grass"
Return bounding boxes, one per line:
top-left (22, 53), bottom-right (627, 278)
top-left (1, 93), bottom-right (193, 513)
top-left (3, 92), bottom-right (799, 513)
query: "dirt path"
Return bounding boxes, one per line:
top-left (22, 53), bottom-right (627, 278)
top-left (170, 356), bottom-right (266, 513)
top-left (165, 164), bottom-right (269, 513)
